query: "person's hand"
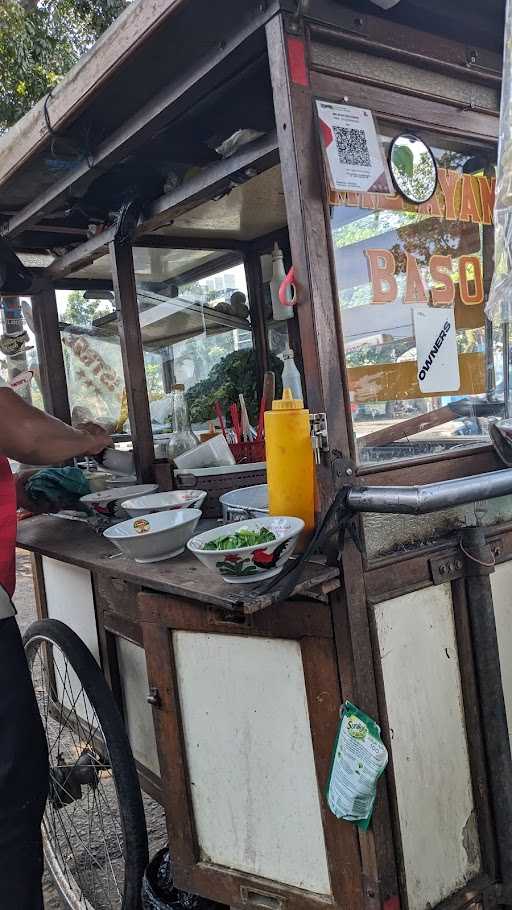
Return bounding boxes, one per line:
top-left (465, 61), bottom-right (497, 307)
top-left (76, 422), bottom-right (113, 457)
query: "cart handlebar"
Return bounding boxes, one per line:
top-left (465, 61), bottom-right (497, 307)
top-left (346, 468), bottom-right (512, 516)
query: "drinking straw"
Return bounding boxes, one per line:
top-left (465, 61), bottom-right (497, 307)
top-left (256, 395), bottom-right (265, 442)
top-left (230, 403), bottom-right (242, 444)
top-left (214, 400), bottom-right (228, 441)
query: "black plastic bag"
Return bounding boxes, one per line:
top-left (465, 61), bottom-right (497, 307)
top-left (142, 847), bottom-right (226, 910)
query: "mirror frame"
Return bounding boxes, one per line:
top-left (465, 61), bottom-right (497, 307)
top-left (388, 133), bottom-right (438, 204)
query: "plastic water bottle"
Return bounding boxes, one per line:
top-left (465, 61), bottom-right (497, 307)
top-left (167, 385), bottom-right (198, 462)
top-left (280, 348), bottom-right (303, 402)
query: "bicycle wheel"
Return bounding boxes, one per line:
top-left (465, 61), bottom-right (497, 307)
top-left (23, 618), bottom-right (149, 910)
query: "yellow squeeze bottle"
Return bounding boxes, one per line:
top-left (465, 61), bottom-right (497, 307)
top-left (264, 388), bottom-right (315, 532)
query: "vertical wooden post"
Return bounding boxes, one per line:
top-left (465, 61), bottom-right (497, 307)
top-left (266, 14), bottom-right (401, 910)
top-left (244, 249), bottom-right (269, 392)
top-left (266, 14), bottom-right (354, 510)
top-left (109, 239), bottom-right (155, 483)
top-left (31, 288), bottom-right (72, 424)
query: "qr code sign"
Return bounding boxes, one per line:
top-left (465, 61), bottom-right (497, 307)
top-left (333, 126), bottom-right (371, 167)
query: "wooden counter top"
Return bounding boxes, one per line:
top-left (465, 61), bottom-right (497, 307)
top-left (17, 515), bottom-right (340, 614)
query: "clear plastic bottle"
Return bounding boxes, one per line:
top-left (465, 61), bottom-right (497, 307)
top-left (167, 384), bottom-right (198, 462)
top-left (280, 348), bottom-right (303, 401)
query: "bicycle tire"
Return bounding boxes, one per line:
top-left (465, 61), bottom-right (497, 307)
top-left (24, 618), bottom-right (149, 910)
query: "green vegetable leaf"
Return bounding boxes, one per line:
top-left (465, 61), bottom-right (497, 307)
top-left (203, 527), bottom-right (276, 551)
top-left (393, 144), bottom-right (414, 179)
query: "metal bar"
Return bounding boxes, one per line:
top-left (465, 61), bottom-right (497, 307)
top-left (347, 468), bottom-right (512, 515)
top-left (161, 251), bottom-right (243, 292)
top-left (451, 578), bottom-right (498, 879)
top-left (109, 239), bottom-right (155, 484)
top-left (461, 526), bottom-right (512, 889)
top-left (244, 249), bottom-right (269, 392)
top-left (482, 217), bottom-right (496, 401)
top-left (52, 278), bottom-right (114, 292)
top-left (504, 323), bottom-right (510, 419)
top-left (46, 224), bottom-right (117, 281)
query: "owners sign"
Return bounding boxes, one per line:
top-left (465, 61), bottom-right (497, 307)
top-left (413, 307), bottom-right (460, 394)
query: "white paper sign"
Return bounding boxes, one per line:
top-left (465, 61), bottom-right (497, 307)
top-left (413, 307), bottom-right (460, 394)
top-left (316, 100), bottom-right (394, 194)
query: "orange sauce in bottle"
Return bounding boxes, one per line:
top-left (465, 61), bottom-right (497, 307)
top-left (264, 388), bottom-right (315, 533)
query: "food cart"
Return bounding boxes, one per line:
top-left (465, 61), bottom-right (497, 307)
top-left (1, 1), bottom-right (512, 908)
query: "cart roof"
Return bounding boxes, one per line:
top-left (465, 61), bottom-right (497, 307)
top-left (0, 0), bottom-right (505, 276)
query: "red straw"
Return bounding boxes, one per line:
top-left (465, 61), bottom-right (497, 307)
top-left (214, 400), bottom-right (228, 441)
top-left (230, 403), bottom-right (241, 444)
top-left (256, 395), bottom-right (265, 442)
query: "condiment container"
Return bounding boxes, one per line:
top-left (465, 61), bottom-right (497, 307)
top-left (264, 388), bottom-right (314, 533)
top-left (280, 348), bottom-right (303, 401)
top-left (167, 384), bottom-right (198, 462)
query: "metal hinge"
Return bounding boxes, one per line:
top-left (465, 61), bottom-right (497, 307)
top-left (429, 536), bottom-right (503, 585)
top-left (310, 412), bottom-right (329, 464)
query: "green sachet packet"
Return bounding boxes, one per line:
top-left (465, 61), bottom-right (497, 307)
top-left (326, 701), bottom-right (388, 830)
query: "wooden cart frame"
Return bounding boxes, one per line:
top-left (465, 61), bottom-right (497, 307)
top-left (6, 2), bottom-right (512, 909)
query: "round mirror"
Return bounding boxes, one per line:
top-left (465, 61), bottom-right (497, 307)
top-left (388, 134), bottom-right (438, 204)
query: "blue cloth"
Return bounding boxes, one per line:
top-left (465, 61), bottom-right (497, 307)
top-left (25, 467), bottom-right (90, 507)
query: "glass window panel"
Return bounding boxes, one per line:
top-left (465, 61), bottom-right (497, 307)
top-left (57, 268), bottom-right (127, 434)
top-left (132, 248), bottom-right (256, 434)
top-left (330, 136), bottom-right (497, 465)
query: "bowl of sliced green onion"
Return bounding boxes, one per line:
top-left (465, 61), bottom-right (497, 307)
top-left (187, 516), bottom-right (304, 584)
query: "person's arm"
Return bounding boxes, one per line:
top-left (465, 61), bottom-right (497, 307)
top-left (0, 388), bottom-right (111, 464)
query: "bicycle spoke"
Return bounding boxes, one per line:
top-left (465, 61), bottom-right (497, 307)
top-left (27, 636), bottom-right (127, 909)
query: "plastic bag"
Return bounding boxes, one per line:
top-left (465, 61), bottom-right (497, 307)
top-left (142, 848), bottom-right (225, 910)
top-left (326, 702), bottom-right (388, 830)
top-left (214, 129), bottom-right (265, 159)
top-left (62, 331), bottom-right (125, 433)
top-left (124, 395), bottom-right (174, 434)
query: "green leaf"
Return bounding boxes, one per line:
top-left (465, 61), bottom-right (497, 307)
top-left (0, 0), bottom-right (129, 130)
top-left (393, 144), bottom-right (414, 179)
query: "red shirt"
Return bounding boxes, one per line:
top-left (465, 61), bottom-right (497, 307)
top-left (0, 456), bottom-right (16, 597)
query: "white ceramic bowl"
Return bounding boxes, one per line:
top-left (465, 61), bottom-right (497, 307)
top-left (219, 484), bottom-right (268, 522)
top-left (121, 490), bottom-right (207, 518)
top-left (187, 516), bottom-right (304, 584)
top-left (104, 509), bottom-right (202, 563)
top-left (81, 484), bottom-right (158, 515)
top-left (173, 435), bottom-right (235, 470)
top-left (80, 483), bottom-right (158, 515)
